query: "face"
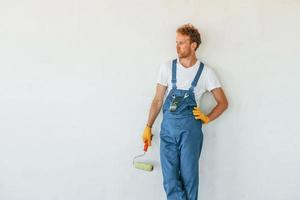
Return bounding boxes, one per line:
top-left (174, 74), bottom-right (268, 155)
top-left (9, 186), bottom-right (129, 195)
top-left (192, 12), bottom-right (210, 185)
top-left (176, 33), bottom-right (195, 58)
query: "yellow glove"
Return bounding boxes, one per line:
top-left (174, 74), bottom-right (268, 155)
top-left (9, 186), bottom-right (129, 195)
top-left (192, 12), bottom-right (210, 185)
top-left (142, 125), bottom-right (153, 147)
top-left (193, 107), bottom-right (210, 124)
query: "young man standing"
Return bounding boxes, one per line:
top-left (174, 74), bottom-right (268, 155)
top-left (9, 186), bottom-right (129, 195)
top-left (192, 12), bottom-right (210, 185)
top-left (142, 24), bottom-right (228, 200)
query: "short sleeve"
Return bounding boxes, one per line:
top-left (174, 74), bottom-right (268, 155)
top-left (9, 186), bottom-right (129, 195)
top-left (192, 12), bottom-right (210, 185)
top-left (156, 64), bottom-right (168, 86)
top-left (205, 67), bottom-right (222, 92)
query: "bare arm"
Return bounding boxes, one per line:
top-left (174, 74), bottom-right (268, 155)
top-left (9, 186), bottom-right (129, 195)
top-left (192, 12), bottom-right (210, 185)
top-left (146, 84), bottom-right (167, 128)
top-left (207, 87), bottom-right (228, 122)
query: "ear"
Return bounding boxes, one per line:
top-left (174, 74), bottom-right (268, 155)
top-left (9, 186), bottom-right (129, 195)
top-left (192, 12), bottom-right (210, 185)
top-left (191, 42), bottom-right (197, 51)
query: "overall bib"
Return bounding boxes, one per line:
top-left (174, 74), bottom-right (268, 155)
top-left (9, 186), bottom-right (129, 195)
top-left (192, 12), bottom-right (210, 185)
top-left (160, 59), bottom-right (204, 200)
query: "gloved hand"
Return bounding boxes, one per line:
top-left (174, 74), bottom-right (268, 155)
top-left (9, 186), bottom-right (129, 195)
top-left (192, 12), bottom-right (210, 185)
top-left (142, 125), bottom-right (153, 148)
top-left (193, 107), bottom-right (210, 124)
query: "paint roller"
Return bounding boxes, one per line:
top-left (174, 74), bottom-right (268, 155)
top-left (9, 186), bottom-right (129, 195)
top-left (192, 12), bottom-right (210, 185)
top-left (133, 143), bottom-right (154, 172)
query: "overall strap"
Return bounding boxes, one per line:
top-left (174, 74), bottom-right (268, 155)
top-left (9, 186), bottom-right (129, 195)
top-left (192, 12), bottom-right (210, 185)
top-left (171, 59), bottom-right (177, 89)
top-left (189, 62), bottom-right (204, 92)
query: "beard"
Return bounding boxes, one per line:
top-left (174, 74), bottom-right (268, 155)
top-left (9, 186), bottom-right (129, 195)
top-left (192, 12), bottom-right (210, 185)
top-left (177, 50), bottom-right (191, 59)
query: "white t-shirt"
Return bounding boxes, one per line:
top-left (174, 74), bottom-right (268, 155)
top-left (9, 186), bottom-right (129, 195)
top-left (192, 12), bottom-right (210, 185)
top-left (157, 58), bottom-right (222, 105)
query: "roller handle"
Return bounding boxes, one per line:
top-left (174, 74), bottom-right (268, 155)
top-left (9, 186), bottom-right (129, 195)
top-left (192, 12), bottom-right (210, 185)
top-left (144, 143), bottom-right (148, 152)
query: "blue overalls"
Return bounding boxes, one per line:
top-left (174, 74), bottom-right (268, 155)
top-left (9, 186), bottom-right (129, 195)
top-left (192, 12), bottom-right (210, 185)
top-left (160, 59), bottom-right (204, 200)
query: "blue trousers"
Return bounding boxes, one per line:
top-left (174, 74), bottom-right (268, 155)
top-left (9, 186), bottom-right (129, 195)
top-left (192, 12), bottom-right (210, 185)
top-left (160, 116), bottom-right (203, 200)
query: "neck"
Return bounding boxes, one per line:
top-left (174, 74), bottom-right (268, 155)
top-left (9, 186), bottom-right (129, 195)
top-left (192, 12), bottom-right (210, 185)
top-left (178, 54), bottom-right (197, 68)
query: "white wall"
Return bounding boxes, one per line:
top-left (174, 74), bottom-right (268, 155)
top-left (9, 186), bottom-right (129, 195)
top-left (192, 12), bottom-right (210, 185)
top-left (0, 0), bottom-right (299, 199)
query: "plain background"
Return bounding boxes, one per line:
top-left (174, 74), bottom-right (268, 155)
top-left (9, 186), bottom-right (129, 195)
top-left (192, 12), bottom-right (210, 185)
top-left (0, 0), bottom-right (300, 199)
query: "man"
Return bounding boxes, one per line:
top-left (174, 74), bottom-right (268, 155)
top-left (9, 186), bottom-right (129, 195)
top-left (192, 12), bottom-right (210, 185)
top-left (142, 24), bottom-right (228, 200)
